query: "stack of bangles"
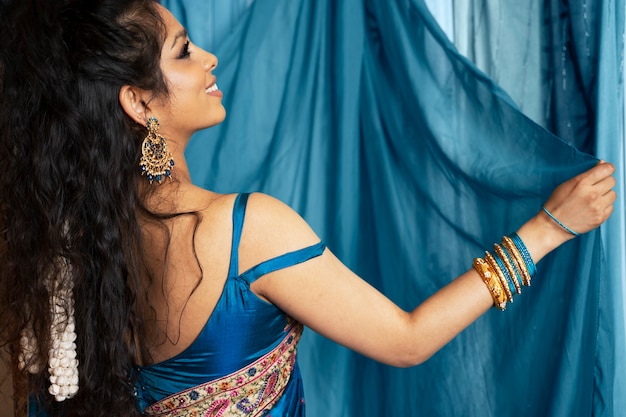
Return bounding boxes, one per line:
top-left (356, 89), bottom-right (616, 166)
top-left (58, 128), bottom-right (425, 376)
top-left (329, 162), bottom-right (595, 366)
top-left (473, 233), bottom-right (537, 311)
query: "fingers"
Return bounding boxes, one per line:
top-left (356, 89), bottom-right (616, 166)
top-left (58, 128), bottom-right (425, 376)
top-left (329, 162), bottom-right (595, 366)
top-left (583, 163), bottom-right (617, 228)
top-left (580, 161), bottom-right (615, 185)
top-left (596, 175), bottom-right (617, 197)
top-left (586, 163), bottom-right (616, 223)
top-left (588, 163), bottom-right (617, 207)
top-left (602, 198), bottom-right (615, 216)
top-left (599, 188), bottom-right (617, 213)
top-left (588, 189), bottom-right (617, 228)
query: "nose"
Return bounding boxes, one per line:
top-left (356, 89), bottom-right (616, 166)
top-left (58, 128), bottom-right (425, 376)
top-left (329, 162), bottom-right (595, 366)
top-left (203, 51), bottom-right (218, 71)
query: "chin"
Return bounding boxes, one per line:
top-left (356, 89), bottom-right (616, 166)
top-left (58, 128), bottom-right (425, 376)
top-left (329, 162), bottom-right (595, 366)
top-left (208, 108), bottom-right (226, 127)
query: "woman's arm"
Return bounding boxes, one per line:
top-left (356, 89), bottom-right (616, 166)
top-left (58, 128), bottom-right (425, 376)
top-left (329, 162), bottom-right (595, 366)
top-left (246, 162), bottom-right (616, 367)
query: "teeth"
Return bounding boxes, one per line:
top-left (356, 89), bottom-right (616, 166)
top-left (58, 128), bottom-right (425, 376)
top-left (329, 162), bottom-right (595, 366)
top-left (205, 84), bottom-right (218, 93)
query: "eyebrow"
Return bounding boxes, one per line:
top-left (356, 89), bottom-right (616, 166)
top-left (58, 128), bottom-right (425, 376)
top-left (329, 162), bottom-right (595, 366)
top-left (170, 28), bottom-right (188, 49)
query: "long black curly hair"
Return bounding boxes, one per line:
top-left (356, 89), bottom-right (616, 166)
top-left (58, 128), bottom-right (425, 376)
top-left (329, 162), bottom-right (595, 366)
top-left (0, 0), bottom-right (171, 415)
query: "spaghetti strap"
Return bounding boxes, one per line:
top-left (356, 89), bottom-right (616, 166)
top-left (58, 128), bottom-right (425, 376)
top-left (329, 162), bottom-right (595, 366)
top-left (227, 193), bottom-right (249, 278)
top-left (240, 242), bottom-right (326, 284)
top-left (227, 193), bottom-right (326, 283)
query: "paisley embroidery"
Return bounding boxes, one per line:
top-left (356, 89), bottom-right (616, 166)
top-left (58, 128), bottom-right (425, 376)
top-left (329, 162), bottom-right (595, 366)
top-left (144, 323), bottom-right (303, 417)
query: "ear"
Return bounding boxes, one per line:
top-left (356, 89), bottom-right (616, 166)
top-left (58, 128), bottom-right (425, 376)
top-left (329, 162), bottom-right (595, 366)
top-left (119, 85), bottom-right (150, 125)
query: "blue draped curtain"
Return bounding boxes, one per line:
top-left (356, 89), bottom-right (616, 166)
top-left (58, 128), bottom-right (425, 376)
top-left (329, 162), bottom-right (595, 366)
top-left (451, 4), bottom-right (626, 415)
top-left (161, 0), bottom-right (625, 415)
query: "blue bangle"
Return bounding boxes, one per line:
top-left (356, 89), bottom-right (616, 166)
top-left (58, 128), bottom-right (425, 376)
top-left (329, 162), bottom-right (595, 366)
top-left (542, 207), bottom-right (580, 237)
top-left (494, 253), bottom-right (516, 295)
top-left (510, 233), bottom-right (537, 277)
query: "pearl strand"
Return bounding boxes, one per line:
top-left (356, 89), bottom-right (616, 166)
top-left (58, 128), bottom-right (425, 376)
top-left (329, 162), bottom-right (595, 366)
top-left (18, 258), bottom-right (79, 401)
top-left (47, 288), bottom-right (79, 401)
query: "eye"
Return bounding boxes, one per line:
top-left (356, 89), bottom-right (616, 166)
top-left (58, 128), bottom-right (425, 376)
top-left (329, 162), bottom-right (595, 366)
top-left (178, 40), bottom-right (191, 59)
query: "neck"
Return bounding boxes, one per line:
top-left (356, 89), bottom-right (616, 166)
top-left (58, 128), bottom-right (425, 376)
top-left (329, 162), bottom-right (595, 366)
top-left (169, 153), bottom-right (192, 184)
top-left (138, 149), bottom-right (194, 211)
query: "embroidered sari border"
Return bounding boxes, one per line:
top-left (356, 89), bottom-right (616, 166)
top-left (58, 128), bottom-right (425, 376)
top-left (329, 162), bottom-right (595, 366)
top-left (144, 322), bottom-right (303, 417)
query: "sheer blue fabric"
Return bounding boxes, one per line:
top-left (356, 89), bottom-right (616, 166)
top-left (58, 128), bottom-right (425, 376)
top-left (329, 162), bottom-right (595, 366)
top-left (158, 0), bottom-right (624, 416)
top-left (158, 0), bottom-right (624, 417)
top-left (134, 193), bottom-right (325, 414)
top-left (453, 2), bottom-right (626, 414)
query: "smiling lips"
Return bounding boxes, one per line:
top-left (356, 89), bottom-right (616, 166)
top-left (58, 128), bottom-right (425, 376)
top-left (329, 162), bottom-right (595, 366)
top-left (205, 83), bottom-right (222, 97)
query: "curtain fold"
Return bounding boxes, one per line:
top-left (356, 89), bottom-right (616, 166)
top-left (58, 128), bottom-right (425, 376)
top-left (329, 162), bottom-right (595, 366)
top-left (451, 2), bottom-right (625, 414)
top-left (162, 0), bottom-right (624, 415)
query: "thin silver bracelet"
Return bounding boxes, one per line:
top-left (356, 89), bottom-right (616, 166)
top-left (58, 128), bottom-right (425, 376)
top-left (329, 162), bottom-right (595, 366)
top-left (542, 207), bottom-right (580, 237)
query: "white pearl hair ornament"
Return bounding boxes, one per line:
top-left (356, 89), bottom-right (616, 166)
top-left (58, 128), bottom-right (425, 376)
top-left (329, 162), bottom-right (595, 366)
top-left (18, 257), bottom-right (79, 402)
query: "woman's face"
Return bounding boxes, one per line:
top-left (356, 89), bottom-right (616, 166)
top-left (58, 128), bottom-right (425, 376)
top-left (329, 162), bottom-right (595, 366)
top-left (151, 5), bottom-right (225, 141)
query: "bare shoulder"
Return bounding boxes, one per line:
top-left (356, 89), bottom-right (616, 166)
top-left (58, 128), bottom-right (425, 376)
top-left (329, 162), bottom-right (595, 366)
top-left (237, 193), bottom-right (321, 271)
top-left (244, 193), bottom-right (320, 243)
top-left (181, 190), bottom-right (238, 258)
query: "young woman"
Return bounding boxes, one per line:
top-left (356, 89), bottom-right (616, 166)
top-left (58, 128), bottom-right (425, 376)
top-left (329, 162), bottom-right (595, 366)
top-left (0, 0), bottom-right (616, 416)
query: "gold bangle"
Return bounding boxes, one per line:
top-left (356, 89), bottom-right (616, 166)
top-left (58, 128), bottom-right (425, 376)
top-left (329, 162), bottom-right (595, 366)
top-left (502, 236), bottom-right (531, 286)
top-left (473, 257), bottom-right (507, 310)
top-left (493, 243), bottom-right (521, 295)
top-left (484, 251), bottom-right (513, 303)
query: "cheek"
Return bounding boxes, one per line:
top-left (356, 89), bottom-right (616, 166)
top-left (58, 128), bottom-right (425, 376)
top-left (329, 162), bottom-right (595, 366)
top-left (166, 86), bottom-right (200, 114)
top-left (165, 71), bottom-right (204, 101)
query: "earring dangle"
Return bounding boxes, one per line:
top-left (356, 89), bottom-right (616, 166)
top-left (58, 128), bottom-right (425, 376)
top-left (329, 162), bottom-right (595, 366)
top-left (139, 117), bottom-right (175, 184)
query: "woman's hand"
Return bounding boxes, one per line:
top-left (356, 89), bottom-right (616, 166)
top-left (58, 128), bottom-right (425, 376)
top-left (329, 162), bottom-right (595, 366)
top-left (517, 161), bottom-right (616, 263)
top-left (543, 161), bottom-right (616, 236)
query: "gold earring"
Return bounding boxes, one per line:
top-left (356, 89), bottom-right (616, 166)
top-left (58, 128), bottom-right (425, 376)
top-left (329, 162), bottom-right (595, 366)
top-left (139, 117), bottom-right (175, 184)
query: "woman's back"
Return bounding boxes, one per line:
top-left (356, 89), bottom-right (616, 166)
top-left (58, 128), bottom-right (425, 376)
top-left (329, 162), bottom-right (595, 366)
top-left (135, 191), bottom-right (324, 415)
top-left (137, 189), bottom-right (235, 365)
top-left (137, 188), bottom-right (321, 365)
